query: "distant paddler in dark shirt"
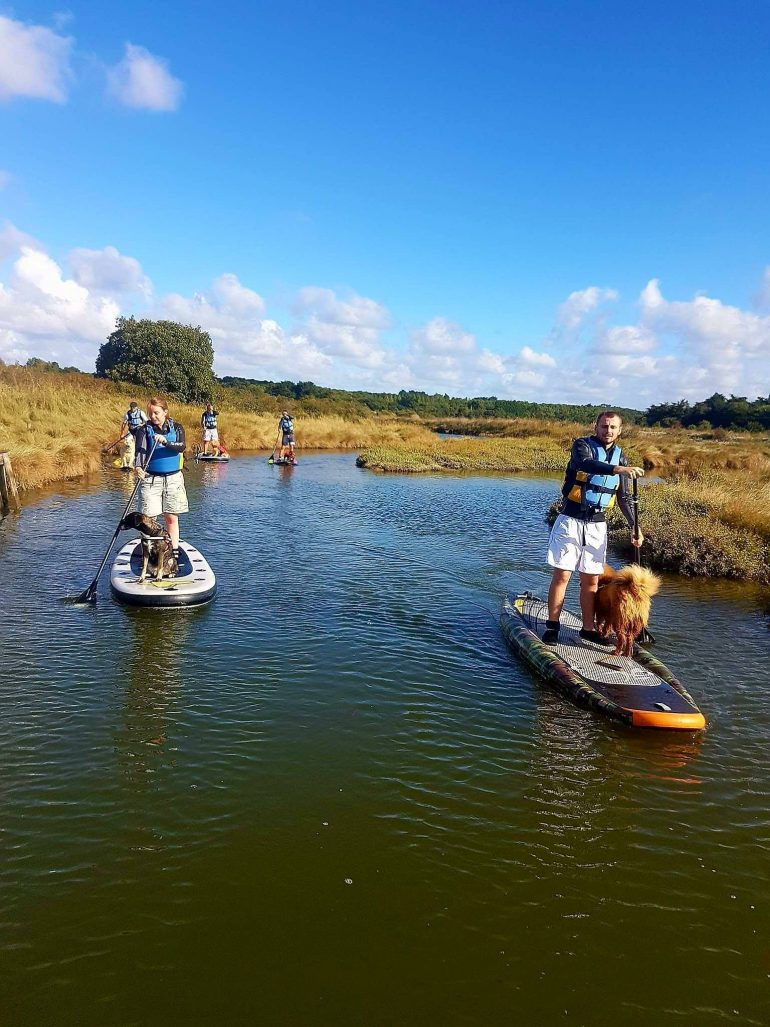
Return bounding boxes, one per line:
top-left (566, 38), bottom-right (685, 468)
top-left (543, 410), bottom-right (644, 646)
top-left (118, 401), bottom-right (147, 470)
top-left (134, 397), bottom-right (188, 568)
top-left (201, 403), bottom-right (219, 455)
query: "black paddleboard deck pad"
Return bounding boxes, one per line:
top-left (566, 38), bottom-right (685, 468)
top-left (501, 593), bottom-right (705, 730)
top-left (110, 539), bottom-right (216, 607)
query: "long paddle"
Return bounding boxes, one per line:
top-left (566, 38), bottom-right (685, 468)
top-left (102, 431), bottom-right (130, 454)
top-left (69, 438), bottom-right (158, 604)
top-left (632, 476), bottom-right (655, 644)
top-left (267, 428), bottom-right (281, 464)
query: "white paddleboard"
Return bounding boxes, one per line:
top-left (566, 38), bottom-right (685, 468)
top-left (110, 539), bottom-right (216, 607)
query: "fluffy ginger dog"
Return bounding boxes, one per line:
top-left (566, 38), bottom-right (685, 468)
top-left (594, 564), bottom-right (661, 657)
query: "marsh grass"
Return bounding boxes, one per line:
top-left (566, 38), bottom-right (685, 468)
top-left (427, 418), bottom-right (770, 474)
top-left (606, 471), bottom-right (770, 583)
top-left (6, 369), bottom-right (770, 582)
top-left (357, 431), bottom-right (569, 473)
top-left (0, 366), bottom-right (432, 491)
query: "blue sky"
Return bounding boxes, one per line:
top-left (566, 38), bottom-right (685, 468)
top-left (2, 0), bottom-right (770, 406)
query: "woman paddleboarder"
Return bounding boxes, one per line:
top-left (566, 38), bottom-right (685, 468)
top-left (134, 397), bottom-right (188, 570)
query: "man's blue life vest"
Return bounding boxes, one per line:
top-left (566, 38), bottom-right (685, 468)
top-left (126, 407), bottom-right (144, 429)
top-left (202, 411), bottom-right (217, 429)
top-left (562, 439), bottom-right (622, 515)
top-left (146, 420), bottom-right (183, 474)
top-left (280, 417), bottom-right (294, 434)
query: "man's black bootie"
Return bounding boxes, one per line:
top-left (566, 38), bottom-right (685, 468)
top-left (579, 628), bottom-right (613, 646)
top-left (542, 620), bottom-right (560, 645)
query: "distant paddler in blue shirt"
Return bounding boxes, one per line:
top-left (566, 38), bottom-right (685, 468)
top-left (543, 410), bottom-right (645, 646)
top-left (278, 411), bottom-right (297, 464)
top-left (118, 401), bottom-right (147, 470)
top-left (201, 403), bottom-right (219, 455)
top-left (134, 397), bottom-right (188, 568)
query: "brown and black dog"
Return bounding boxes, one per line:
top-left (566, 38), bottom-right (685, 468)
top-left (594, 564), bottom-right (661, 657)
top-left (120, 512), bottom-right (178, 582)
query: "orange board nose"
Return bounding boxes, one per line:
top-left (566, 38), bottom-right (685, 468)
top-left (632, 710), bottom-right (707, 730)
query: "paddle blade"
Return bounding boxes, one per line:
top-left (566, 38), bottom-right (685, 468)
top-left (267, 456), bottom-right (274, 464)
top-left (635, 626), bottom-right (655, 646)
top-left (65, 582), bottom-right (98, 605)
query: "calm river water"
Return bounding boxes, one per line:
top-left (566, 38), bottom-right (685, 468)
top-left (1, 453), bottom-right (768, 1026)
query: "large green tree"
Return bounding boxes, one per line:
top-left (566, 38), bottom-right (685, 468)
top-left (96, 317), bottom-right (217, 402)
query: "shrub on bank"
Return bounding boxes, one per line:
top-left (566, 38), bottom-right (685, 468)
top-left (606, 472), bottom-right (770, 583)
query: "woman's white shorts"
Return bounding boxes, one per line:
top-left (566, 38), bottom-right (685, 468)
top-left (138, 471), bottom-right (189, 517)
top-left (547, 514), bottom-right (607, 575)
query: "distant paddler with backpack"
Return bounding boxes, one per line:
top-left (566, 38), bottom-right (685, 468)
top-left (201, 403), bottom-right (220, 455)
top-left (117, 401), bottom-right (148, 471)
top-left (542, 410), bottom-right (645, 646)
top-left (270, 411), bottom-right (297, 465)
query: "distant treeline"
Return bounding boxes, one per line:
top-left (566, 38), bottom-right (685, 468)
top-left (15, 356), bottom-right (769, 431)
top-left (219, 376), bottom-right (642, 423)
top-left (645, 393), bottom-right (770, 431)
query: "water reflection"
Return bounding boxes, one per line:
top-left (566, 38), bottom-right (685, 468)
top-left (113, 606), bottom-right (196, 787)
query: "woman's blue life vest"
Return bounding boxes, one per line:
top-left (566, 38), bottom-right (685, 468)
top-left (202, 410), bottom-right (218, 429)
top-left (126, 407), bottom-right (145, 430)
top-left (146, 419), bottom-right (183, 474)
top-left (562, 438), bottom-right (622, 516)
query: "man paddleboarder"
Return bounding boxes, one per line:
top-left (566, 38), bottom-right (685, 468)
top-left (201, 404), bottom-right (219, 455)
top-left (543, 411), bottom-right (644, 646)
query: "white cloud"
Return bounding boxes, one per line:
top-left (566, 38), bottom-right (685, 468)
top-left (3, 222), bottom-right (769, 408)
top-left (518, 345), bottom-right (556, 367)
top-left (106, 43), bottom-right (183, 112)
top-left (594, 324), bottom-right (656, 354)
top-left (68, 245), bottom-right (152, 298)
top-left (293, 286), bottom-right (390, 367)
top-left (504, 367), bottom-right (549, 390)
top-left (410, 316), bottom-right (475, 355)
top-left (212, 273), bottom-right (265, 316)
top-left (641, 278), bottom-right (770, 356)
top-left (0, 222), bottom-right (42, 262)
top-left (557, 286), bottom-right (618, 330)
top-left (0, 246), bottom-right (119, 366)
top-left (155, 276), bottom-right (332, 381)
top-left (476, 348), bottom-right (507, 375)
top-left (546, 279), bottom-right (770, 405)
top-left (0, 15), bottom-right (73, 103)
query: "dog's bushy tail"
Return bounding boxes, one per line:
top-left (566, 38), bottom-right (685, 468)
top-left (612, 564), bottom-right (661, 601)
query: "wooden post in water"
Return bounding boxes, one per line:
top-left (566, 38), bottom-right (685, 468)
top-left (0, 452), bottom-right (21, 512)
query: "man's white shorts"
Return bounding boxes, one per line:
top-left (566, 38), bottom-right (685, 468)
top-left (547, 514), bottom-right (607, 575)
top-left (138, 471), bottom-right (189, 517)
top-left (203, 428), bottom-right (219, 443)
